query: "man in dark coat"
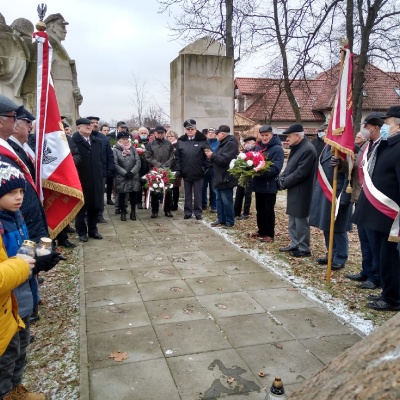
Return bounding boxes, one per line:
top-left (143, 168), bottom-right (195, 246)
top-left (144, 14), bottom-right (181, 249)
top-left (352, 105), bottom-right (400, 311)
top-left (309, 145), bottom-right (352, 270)
top-left (145, 126), bottom-right (174, 218)
top-left (279, 123), bottom-right (317, 257)
top-left (311, 123), bottom-right (327, 161)
top-left (251, 125), bottom-right (284, 242)
top-left (205, 125), bottom-right (238, 227)
top-left (174, 119), bottom-right (210, 220)
top-left (72, 118), bottom-right (104, 242)
top-left (87, 116), bottom-right (115, 223)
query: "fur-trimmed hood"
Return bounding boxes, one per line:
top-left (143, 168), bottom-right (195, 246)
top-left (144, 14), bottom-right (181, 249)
top-left (178, 130), bottom-right (207, 142)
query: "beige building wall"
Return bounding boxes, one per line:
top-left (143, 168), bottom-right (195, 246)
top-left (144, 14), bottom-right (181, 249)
top-left (170, 37), bottom-right (234, 135)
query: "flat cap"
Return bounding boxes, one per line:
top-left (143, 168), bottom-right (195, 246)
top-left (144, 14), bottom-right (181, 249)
top-left (317, 123), bottom-right (328, 131)
top-left (62, 122), bottom-right (69, 129)
top-left (217, 125), bottom-right (230, 133)
top-left (243, 136), bottom-right (256, 142)
top-left (183, 119), bottom-right (196, 128)
top-left (154, 125), bottom-right (166, 133)
top-left (382, 106), bottom-right (400, 120)
top-left (283, 123), bottom-right (304, 134)
top-left (76, 117), bottom-right (92, 126)
top-left (0, 94), bottom-right (20, 114)
top-left (259, 125), bottom-right (273, 133)
top-left (362, 112), bottom-right (385, 127)
top-left (116, 121), bottom-right (126, 127)
top-left (16, 107), bottom-right (35, 121)
top-left (86, 116), bottom-right (100, 121)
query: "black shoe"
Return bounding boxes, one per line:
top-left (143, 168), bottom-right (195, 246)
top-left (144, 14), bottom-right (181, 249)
top-left (358, 280), bottom-right (379, 290)
top-left (65, 225), bottom-right (76, 233)
top-left (121, 212), bottom-right (127, 221)
top-left (151, 213), bottom-right (158, 218)
top-left (279, 245), bottom-right (298, 252)
top-left (130, 211), bottom-right (136, 221)
top-left (58, 240), bottom-right (76, 248)
top-left (137, 203), bottom-right (143, 209)
top-left (210, 221), bottom-right (225, 227)
top-left (331, 262), bottom-right (345, 271)
top-left (30, 313), bottom-right (40, 324)
top-left (202, 206), bottom-right (207, 210)
top-left (367, 299), bottom-right (400, 311)
top-left (30, 335), bottom-right (35, 344)
top-left (88, 233), bottom-right (103, 240)
top-left (346, 272), bottom-right (367, 282)
top-left (171, 206), bottom-right (178, 211)
top-left (195, 215), bottom-right (202, 220)
top-left (290, 249), bottom-right (311, 257)
top-left (38, 277), bottom-right (44, 284)
top-left (165, 212), bottom-right (173, 218)
top-left (107, 199), bottom-right (115, 205)
top-left (317, 257), bottom-right (328, 265)
top-left (97, 216), bottom-right (107, 223)
top-left (237, 214), bottom-right (249, 220)
top-left (184, 215), bottom-right (192, 219)
top-left (367, 293), bottom-right (382, 301)
top-left (115, 208), bottom-right (121, 215)
top-left (210, 209), bottom-right (217, 213)
top-left (79, 235), bottom-right (88, 242)
top-left (222, 224), bottom-right (234, 229)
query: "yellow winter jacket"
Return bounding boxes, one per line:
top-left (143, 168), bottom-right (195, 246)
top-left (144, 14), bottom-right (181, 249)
top-left (0, 236), bottom-right (31, 356)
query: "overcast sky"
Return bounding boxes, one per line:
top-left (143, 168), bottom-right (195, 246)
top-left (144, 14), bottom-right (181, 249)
top-left (2, 0), bottom-right (257, 123)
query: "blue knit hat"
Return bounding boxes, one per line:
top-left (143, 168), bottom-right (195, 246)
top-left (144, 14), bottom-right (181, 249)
top-left (0, 161), bottom-right (26, 198)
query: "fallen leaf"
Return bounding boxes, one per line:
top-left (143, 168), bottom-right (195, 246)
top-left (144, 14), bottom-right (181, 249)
top-left (109, 351), bottom-right (128, 362)
top-left (217, 287), bottom-right (225, 291)
top-left (217, 304), bottom-right (227, 309)
top-left (183, 308), bottom-right (193, 314)
top-left (258, 371), bottom-right (266, 377)
top-left (162, 315), bottom-right (172, 319)
top-left (171, 287), bottom-right (184, 292)
top-left (99, 268), bottom-right (106, 271)
top-left (227, 377), bottom-right (235, 384)
top-left (274, 342), bottom-right (283, 349)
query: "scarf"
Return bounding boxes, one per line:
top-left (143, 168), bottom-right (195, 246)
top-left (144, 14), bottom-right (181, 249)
top-left (118, 140), bottom-right (132, 157)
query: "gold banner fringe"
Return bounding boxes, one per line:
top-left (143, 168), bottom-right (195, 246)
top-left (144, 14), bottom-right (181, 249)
top-left (388, 236), bottom-right (400, 243)
top-left (42, 179), bottom-right (85, 239)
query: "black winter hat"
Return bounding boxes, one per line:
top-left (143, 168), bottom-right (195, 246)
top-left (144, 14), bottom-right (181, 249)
top-left (183, 119), bottom-right (196, 128)
top-left (362, 112), bottom-right (385, 127)
top-left (0, 161), bottom-right (26, 199)
top-left (76, 118), bottom-right (92, 126)
top-left (154, 126), bottom-right (166, 133)
top-left (117, 131), bottom-right (130, 140)
top-left (86, 116), bottom-right (100, 121)
top-left (283, 123), bottom-right (304, 134)
top-left (16, 108), bottom-right (35, 122)
top-left (382, 106), bottom-right (400, 119)
top-left (244, 136), bottom-right (256, 142)
top-left (217, 125), bottom-right (230, 133)
top-left (259, 125), bottom-right (273, 133)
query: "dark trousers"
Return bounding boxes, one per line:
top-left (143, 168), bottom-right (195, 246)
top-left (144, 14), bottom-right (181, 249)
top-left (75, 206), bottom-right (99, 236)
top-left (151, 191), bottom-right (172, 213)
top-left (255, 192), bottom-right (276, 237)
top-left (374, 230), bottom-right (400, 306)
top-left (359, 226), bottom-right (381, 286)
top-left (234, 185), bottom-right (252, 216)
top-left (202, 174), bottom-right (217, 210)
top-left (0, 316), bottom-right (30, 397)
top-left (118, 191), bottom-right (137, 211)
top-left (106, 176), bottom-right (114, 201)
top-left (183, 179), bottom-right (203, 218)
top-left (56, 226), bottom-right (69, 244)
top-left (172, 187), bottom-right (180, 210)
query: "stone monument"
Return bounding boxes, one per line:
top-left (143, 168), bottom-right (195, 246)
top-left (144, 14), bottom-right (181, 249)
top-left (170, 36), bottom-right (234, 133)
top-left (0, 12), bottom-right (82, 128)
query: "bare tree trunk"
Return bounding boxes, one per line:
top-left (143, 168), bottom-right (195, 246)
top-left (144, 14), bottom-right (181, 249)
top-left (225, 0), bottom-right (234, 59)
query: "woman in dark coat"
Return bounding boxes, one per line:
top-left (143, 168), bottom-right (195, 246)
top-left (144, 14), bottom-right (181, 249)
top-left (113, 131), bottom-right (141, 221)
top-left (166, 130), bottom-right (181, 211)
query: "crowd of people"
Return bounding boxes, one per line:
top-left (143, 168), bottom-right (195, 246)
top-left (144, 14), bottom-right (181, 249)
top-left (1, 86), bottom-right (400, 398)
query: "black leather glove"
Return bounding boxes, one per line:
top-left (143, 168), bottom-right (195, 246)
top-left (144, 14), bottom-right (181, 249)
top-left (174, 171), bottom-right (181, 179)
top-left (125, 172), bottom-right (133, 179)
top-left (278, 177), bottom-right (286, 190)
top-left (330, 156), bottom-right (342, 168)
top-left (33, 251), bottom-right (66, 274)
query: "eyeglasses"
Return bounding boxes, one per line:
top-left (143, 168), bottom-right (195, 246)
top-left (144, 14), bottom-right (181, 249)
top-left (0, 114), bottom-right (17, 121)
top-left (186, 127), bottom-right (196, 131)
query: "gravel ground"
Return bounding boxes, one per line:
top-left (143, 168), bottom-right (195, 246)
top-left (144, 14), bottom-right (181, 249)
top-left (21, 195), bottom-right (396, 398)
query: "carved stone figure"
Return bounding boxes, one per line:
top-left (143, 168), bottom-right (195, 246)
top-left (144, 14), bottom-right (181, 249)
top-left (44, 13), bottom-right (83, 127)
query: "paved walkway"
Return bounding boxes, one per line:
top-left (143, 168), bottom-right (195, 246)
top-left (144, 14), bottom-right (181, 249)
top-left (79, 204), bottom-right (362, 400)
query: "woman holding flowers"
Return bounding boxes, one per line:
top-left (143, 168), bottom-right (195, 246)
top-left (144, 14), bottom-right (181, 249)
top-left (113, 131), bottom-right (141, 221)
top-left (251, 125), bottom-right (284, 242)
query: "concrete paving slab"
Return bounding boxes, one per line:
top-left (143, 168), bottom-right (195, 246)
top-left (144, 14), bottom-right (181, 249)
top-left (84, 270), bottom-right (134, 288)
top-left (271, 307), bottom-right (352, 339)
top-left (168, 251), bottom-right (212, 265)
top-left (137, 278), bottom-right (195, 301)
top-left (249, 288), bottom-right (319, 311)
top-left (132, 265), bottom-right (181, 282)
top-left (82, 237), bottom-right (121, 249)
top-left (84, 248), bottom-right (125, 262)
top-left (154, 319), bottom-right (232, 357)
top-left (146, 227), bottom-right (188, 236)
top-left (198, 292), bottom-right (266, 318)
top-left (216, 259), bottom-right (267, 274)
top-left (84, 255), bottom-right (130, 272)
top-left (231, 271), bottom-right (291, 290)
top-left (86, 302), bottom-right (150, 333)
top-left (87, 326), bottom-right (163, 368)
top-left (119, 236), bottom-right (157, 247)
top-left (157, 242), bottom-right (202, 254)
top-left (86, 284), bottom-right (142, 308)
top-left (125, 253), bottom-right (174, 268)
top-left (185, 275), bottom-right (244, 296)
top-left (144, 297), bottom-right (210, 324)
top-left (215, 314), bottom-right (294, 348)
top-left (176, 263), bottom-right (226, 279)
top-left (300, 333), bottom-right (361, 364)
top-left (167, 349), bottom-right (262, 400)
top-left (205, 248), bottom-right (251, 262)
top-left (236, 340), bottom-right (325, 386)
top-left (89, 358), bottom-right (181, 400)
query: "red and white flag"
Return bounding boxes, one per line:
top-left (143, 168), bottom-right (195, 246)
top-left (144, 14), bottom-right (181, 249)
top-left (34, 30), bottom-right (84, 238)
top-left (318, 47), bottom-right (355, 202)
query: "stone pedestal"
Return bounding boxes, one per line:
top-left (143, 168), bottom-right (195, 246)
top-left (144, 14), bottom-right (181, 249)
top-left (170, 37), bottom-right (234, 134)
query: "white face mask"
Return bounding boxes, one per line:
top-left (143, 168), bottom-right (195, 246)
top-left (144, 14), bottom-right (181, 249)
top-left (317, 131), bottom-right (325, 139)
top-left (360, 127), bottom-right (371, 140)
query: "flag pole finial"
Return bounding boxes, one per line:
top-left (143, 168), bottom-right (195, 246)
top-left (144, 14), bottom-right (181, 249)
top-left (36, 3), bottom-right (47, 31)
top-left (339, 37), bottom-right (349, 49)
